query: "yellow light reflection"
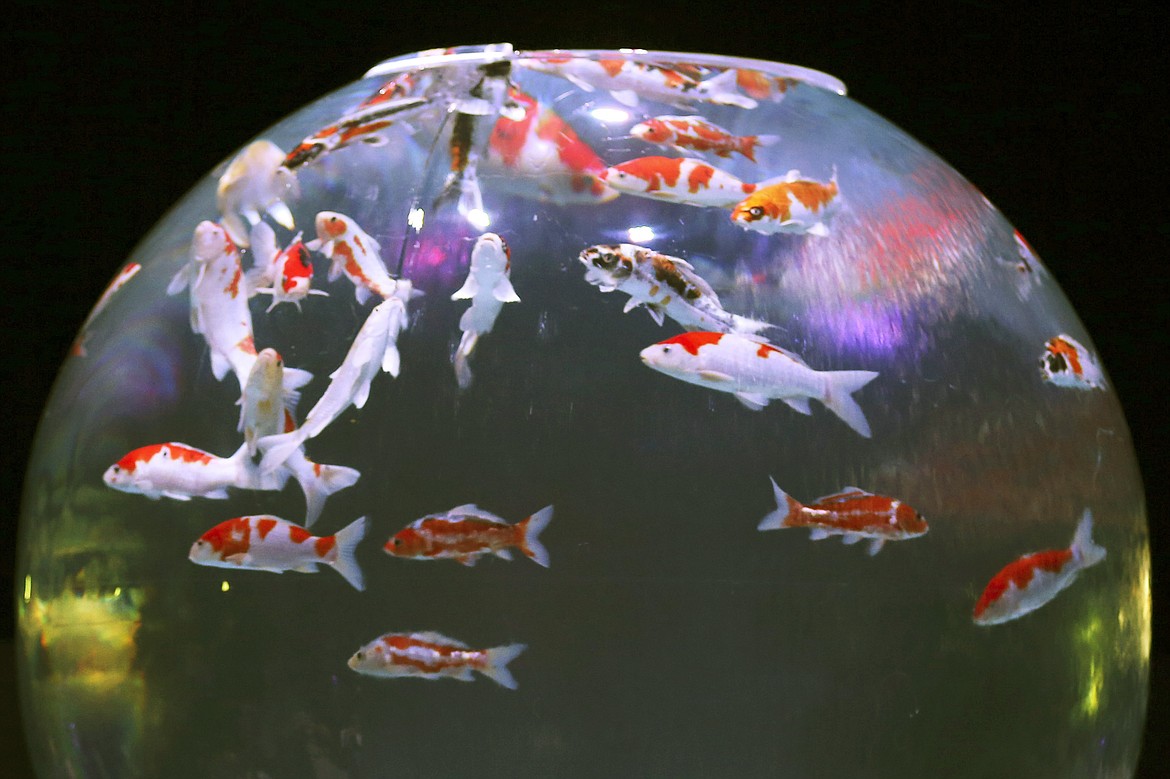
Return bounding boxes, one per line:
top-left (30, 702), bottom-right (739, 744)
top-left (221, 580), bottom-right (230, 593)
top-left (23, 575), bottom-right (31, 602)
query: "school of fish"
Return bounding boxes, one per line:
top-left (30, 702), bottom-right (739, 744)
top-left (91, 49), bottom-right (1114, 710)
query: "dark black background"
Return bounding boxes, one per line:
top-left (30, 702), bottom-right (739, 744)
top-left (4, 1), bottom-right (1166, 774)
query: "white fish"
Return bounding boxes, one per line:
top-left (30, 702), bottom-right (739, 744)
top-left (216, 140), bottom-right (299, 247)
top-left (578, 243), bottom-right (770, 334)
top-left (240, 349), bottom-right (359, 527)
top-left (102, 441), bottom-right (282, 501)
top-left (306, 211), bottom-right (401, 304)
top-left (189, 514), bottom-right (367, 591)
top-left (639, 331), bottom-right (879, 437)
top-left (518, 57), bottom-right (756, 109)
top-left (259, 292), bottom-right (412, 473)
top-left (451, 233), bottom-right (520, 389)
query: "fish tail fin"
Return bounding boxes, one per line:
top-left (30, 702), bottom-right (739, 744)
top-left (701, 70), bottom-right (758, 109)
top-left (229, 443), bottom-right (286, 491)
top-left (330, 516), bottom-right (368, 591)
top-left (221, 213), bottom-right (250, 248)
top-left (258, 429), bottom-right (307, 474)
top-left (480, 643), bottom-right (526, 689)
top-left (166, 265), bottom-right (191, 296)
top-left (758, 477), bottom-right (802, 531)
top-left (821, 370), bottom-right (879, 438)
top-left (287, 451), bottom-right (361, 527)
top-left (1071, 508), bottom-right (1106, 568)
top-left (453, 330), bottom-right (478, 390)
top-left (730, 314), bottom-right (775, 335)
top-left (518, 505), bottom-right (554, 567)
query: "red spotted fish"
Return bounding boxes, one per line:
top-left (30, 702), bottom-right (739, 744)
top-left (306, 211), bottom-right (402, 304)
top-left (1039, 334), bottom-right (1106, 390)
top-left (102, 441), bottom-right (283, 501)
top-left (729, 169), bottom-right (840, 236)
top-left (757, 479), bottom-right (928, 555)
top-left (602, 156), bottom-right (757, 208)
top-left (347, 631), bottom-right (526, 689)
top-left (216, 140), bottom-right (298, 247)
top-left (188, 514), bottom-right (367, 591)
top-left (578, 243), bottom-right (770, 334)
top-left (973, 509), bottom-right (1105, 625)
top-left (384, 503), bottom-right (553, 567)
top-left (630, 115), bottom-right (777, 161)
top-left (639, 332), bottom-right (879, 437)
top-left (246, 222), bottom-right (327, 312)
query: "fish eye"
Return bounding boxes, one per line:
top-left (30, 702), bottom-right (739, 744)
top-left (355, 651), bottom-right (365, 661)
top-left (662, 346), bottom-right (671, 353)
top-left (748, 206), bottom-right (765, 219)
top-left (111, 465), bottom-right (120, 473)
top-left (393, 538), bottom-right (402, 546)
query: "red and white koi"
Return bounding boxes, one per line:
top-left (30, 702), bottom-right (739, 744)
top-left (189, 514), bottom-right (367, 591)
top-left (630, 116), bottom-right (777, 162)
top-left (1039, 334), bottom-right (1106, 390)
top-left (102, 441), bottom-right (281, 501)
top-left (734, 69), bottom-right (800, 102)
top-left (259, 294), bottom-right (412, 474)
top-left (348, 631), bottom-right (526, 689)
top-left (484, 87), bottom-right (616, 204)
top-left (578, 243), bottom-right (770, 334)
top-left (240, 349), bottom-right (360, 527)
top-left (385, 503), bottom-right (552, 567)
top-left (71, 262), bottom-right (141, 357)
top-left (307, 211), bottom-right (401, 304)
top-left (757, 479), bottom-right (928, 555)
top-left (216, 140), bottom-right (298, 247)
top-left (730, 169), bottom-right (840, 237)
top-left (601, 156), bottom-right (757, 208)
top-left (451, 233), bottom-right (521, 389)
top-left (973, 509), bottom-right (1105, 625)
top-left (282, 94), bottom-right (431, 170)
top-left (518, 57), bottom-right (756, 109)
top-left (639, 332), bottom-right (879, 437)
top-left (246, 221), bottom-right (327, 312)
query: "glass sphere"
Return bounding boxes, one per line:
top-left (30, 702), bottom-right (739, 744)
top-left (16, 44), bottom-right (1149, 777)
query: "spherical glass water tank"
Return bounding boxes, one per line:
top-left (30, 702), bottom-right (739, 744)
top-left (16, 44), bottom-right (1149, 777)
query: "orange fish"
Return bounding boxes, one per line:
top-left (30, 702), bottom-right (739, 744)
top-left (348, 631), bottom-right (526, 688)
top-left (385, 503), bottom-right (553, 567)
top-left (630, 115), bottom-right (777, 161)
top-left (730, 169), bottom-right (840, 236)
top-left (757, 478), bottom-right (927, 555)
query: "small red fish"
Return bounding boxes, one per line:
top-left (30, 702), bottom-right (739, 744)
top-left (757, 478), bottom-right (927, 555)
top-left (973, 509), bottom-right (1105, 625)
top-left (348, 631), bottom-right (526, 688)
top-left (630, 115), bottom-right (777, 162)
top-left (385, 503), bottom-right (553, 567)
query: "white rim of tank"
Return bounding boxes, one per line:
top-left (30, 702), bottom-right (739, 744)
top-left (363, 43), bottom-right (847, 96)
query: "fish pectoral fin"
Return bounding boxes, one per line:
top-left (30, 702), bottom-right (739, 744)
top-left (293, 562), bottom-right (320, 573)
top-left (609, 89), bottom-right (640, 107)
top-left (161, 491), bottom-right (193, 501)
top-left (645, 306), bottom-right (666, 326)
top-left (622, 298), bottom-right (642, 314)
top-left (700, 370), bottom-right (736, 383)
top-left (841, 533), bottom-right (863, 545)
top-left (494, 548), bottom-right (514, 561)
top-left (807, 222), bottom-right (830, 237)
top-left (808, 528), bottom-right (830, 541)
top-left (451, 274), bottom-right (479, 300)
top-left (353, 377), bottom-right (373, 409)
top-left (209, 350), bottom-right (231, 381)
top-left (205, 489), bottom-right (231, 500)
top-left (354, 285), bottom-right (373, 305)
top-left (456, 555), bottom-right (477, 567)
top-left (867, 538), bottom-right (885, 556)
top-left (733, 391), bottom-right (770, 410)
top-left (781, 396), bottom-right (812, 415)
top-left (492, 277), bottom-right (521, 303)
top-left (224, 553), bottom-right (253, 566)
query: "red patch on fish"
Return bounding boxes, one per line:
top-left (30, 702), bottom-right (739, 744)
top-left (686, 163), bottom-right (715, 193)
top-left (117, 443), bottom-right (213, 471)
top-left (611, 157), bottom-right (684, 191)
top-left (202, 517), bottom-right (252, 558)
top-left (658, 331), bottom-right (724, 356)
top-left (288, 525), bottom-right (311, 544)
top-left (315, 535), bottom-right (336, 558)
top-left (599, 59), bottom-right (625, 77)
top-left (489, 88), bottom-right (538, 167)
top-left (973, 549), bottom-right (1074, 619)
top-left (1046, 337), bottom-right (1084, 376)
top-left (256, 518), bottom-right (277, 539)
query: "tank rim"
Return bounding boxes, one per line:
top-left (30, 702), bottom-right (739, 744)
top-left (363, 43), bottom-right (847, 95)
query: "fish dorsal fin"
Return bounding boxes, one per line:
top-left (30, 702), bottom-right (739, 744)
top-left (808, 527), bottom-right (830, 541)
top-left (781, 396), bottom-right (812, 415)
top-left (812, 488), bottom-right (872, 504)
top-left (447, 504), bottom-right (509, 524)
top-left (670, 257), bottom-right (695, 270)
top-left (408, 631), bottom-right (469, 648)
top-left (448, 502), bottom-right (481, 514)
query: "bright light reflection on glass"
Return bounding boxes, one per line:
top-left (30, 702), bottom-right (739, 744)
top-left (627, 225), bottom-right (655, 243)
top-left (23, 575), bottom-right (31, 602)
top-left (407, 207), bottom-right (425, 230)
top-left (466, 209), bottom-right (491, 229)
top-left (591, 107), bottom-right (630, 124)
top-left (221, 581), bottom-right (230, 593)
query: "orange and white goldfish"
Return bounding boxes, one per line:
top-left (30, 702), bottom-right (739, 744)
top-left (282, 94), bottom-right (430, 169)
top-left (1040, 334), bottom-right (1106, 390)
top-left (189, 514), bottom-right (367, 591)
top-left (259, 294), bottom-right (412, 474)
top-left (384, 503), bottom-right (553, 567)
top-left (578, 243), bottom-right (770, 334)
top-left (729, 169), bottom-right (840, 236)
top-left (240, 349), bottom-right (360, 526)
top-left (102, 441), bottom-right (281, 501)
top-left (216, 140), bottom-right (298, 247)
top-left (246, 222), bottom-right (327, 312)
top-left (630, 116), bottom-right (777, 162)
top-left (71, 262), bottom-right (141, 357)
top-left (307, 211), bottom-right (402, 305)
top-left (757, 479), bottom-right (928, 555)
top-left (734, 69), bottom-right (800, 102)
top-left (484, 87), bottom-right (616, 204)
top-left (639, 332), bottom-right (879, 437)
top-left (348, 631), bottom-right (526, 689)
top-left (601, 156), bottom-right (757, 208)
top-left (518, 57), bottom-right (756, 109)
top-left (973, 509), bottom-right (1105, 625)
top-left (451, 233), bottom-right (521, 389)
